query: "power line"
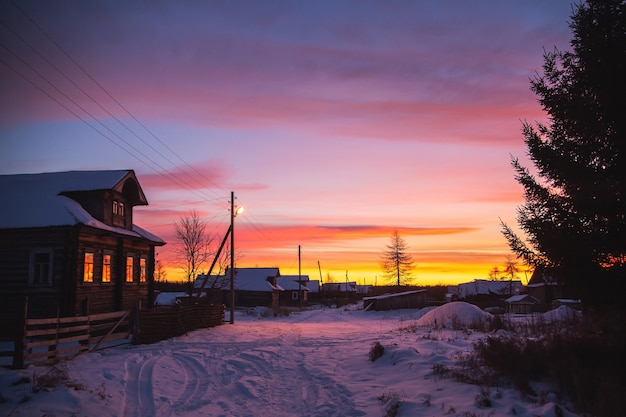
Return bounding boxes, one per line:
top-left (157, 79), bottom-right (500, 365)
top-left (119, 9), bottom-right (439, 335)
top-left (2, 2), bottom-right (226, 202)
top-left (2, 3), bottom-right (298, 258)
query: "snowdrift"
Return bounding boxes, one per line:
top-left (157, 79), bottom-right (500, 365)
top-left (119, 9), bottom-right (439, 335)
top-left (415, 301), bottom-right (493, 329)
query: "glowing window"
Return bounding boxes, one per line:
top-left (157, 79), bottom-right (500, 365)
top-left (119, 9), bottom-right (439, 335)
top-left (84, 252), bottom-right (94, 283)
top-left (139, 258), bottom-right (147, 282)
top-left (103, 254), bottom-right (111, 283)
top-left (113, 201), bottom-right (118, 215)
top-left (126, 256), bottom-right (134, 283)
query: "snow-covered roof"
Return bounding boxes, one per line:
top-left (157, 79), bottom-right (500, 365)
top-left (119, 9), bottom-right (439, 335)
top-left (451, 279), bottom-right (522, 298)
top-left (0, 170), bottom-right (163, 244)
top-left (277, 276), bottom-right (310, 291)
top-left (227, 268), bottom-right (281, 291)
top-left (154, 292), bottom-right (188, 305)
top-left (505, 294), bottom-right (538, 303)
top-left (363, 289), bottom-right (426, 301)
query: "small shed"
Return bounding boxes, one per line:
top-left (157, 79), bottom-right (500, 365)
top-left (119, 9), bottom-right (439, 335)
top-left (505, 294), bottom-right (539, 314)
top-left (363, 290), bottom-right (426, 311)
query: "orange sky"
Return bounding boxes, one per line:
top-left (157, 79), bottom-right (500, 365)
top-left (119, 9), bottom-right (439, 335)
top-left (0, 1), bottom-right (573, 285)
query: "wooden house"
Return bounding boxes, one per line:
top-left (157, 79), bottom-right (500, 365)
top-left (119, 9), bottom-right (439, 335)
top-left (525, 267), bottom-right (562, 305)
top-left (505, 294), bottom-right (539, 314)
top-left (218, 267), bottom-right (282, 308)
top-left (0, 170), bottom-right (165, 331)
top-left (276, 275), bottom-right (310, 307)
top-left (363, 290), bottom-right (426, 311)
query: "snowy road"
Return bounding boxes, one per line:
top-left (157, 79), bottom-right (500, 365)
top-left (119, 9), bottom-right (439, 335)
top-left (0, 305), bottom-right (579, 417)
top-left (118, 309), bottom-right (380, 417)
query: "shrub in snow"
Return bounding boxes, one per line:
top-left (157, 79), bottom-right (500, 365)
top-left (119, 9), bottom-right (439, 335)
top-left (369, 341), bottom-right (385, 362)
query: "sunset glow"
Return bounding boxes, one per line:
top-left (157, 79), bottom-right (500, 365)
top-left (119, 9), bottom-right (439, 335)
top-left (0, 1), bottom-right (573, 285)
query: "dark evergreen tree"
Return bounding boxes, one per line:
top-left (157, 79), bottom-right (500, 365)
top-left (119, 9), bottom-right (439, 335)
top-left (381, 231), bottom-right (415, 286)
top-left (502, 0), bottom-right (626, 308)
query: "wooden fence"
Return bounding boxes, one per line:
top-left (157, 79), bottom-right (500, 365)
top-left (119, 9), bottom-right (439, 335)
top-left (135, 304), bottom-right (225, 344)
top-left (11, 309), bottom-right (133, 368)
top-left (2, 302), bottom-right (225, 368)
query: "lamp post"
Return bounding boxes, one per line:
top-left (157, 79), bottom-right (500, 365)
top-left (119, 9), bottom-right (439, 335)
top-left (229, 191), bottom-right (243, 324)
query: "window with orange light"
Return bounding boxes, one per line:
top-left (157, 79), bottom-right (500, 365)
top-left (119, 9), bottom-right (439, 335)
top-left (84, 252), bottom-right (94, 283)
top-left (126, 256), bottom-right (134, 283)
top-left (139, 258), bottom-right (147, 282)
top-left (103, 254), bottom-right (111, 283)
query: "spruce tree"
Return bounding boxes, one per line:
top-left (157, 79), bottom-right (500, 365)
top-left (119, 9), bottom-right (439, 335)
top-left (381, 231), bottom-right (415, 286)
top-left (502, 0), bottom-right (626, 308)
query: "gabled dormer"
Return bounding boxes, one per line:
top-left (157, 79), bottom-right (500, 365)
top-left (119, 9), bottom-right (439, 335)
top-left (59, 170), bottom-right (148, 230)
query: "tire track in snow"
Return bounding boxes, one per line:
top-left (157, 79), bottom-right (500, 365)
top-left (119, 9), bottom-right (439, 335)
top-left (122, 351), bottom-right (213, 417)
top-left (169, 353), bottom-right (211, 413)
top-left (200, 325), bottom-right (364, 417)
top-left (121, 354), bottom-right (158, 417)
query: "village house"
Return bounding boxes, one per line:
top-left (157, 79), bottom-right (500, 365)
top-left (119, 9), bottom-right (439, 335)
top-left (505, 294), bottom-right (539, 314)
top-left (195, 267), bottom-right (282, 308)
top-left (363, 289), bottom-right (427, 311)
top-left (447, 279), bottom-right (523, 303)
top-left (525, 267), bottom-right (563, 306)
top-left (193, 268), bottom-right (321, 309)
top-left (0, 170), bottom-right (165, 337)
top-left (276, 275), bottom-right (311, 307)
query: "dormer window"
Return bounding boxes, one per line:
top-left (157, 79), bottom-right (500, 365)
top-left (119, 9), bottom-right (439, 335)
top-left (113, 200), bottom-right (125, 216)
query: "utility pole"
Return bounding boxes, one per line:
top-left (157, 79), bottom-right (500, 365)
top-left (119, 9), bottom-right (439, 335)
top-left (230, 191), bottom-right (235, 324)
top-left (298, 245), bottom-right (302, 308)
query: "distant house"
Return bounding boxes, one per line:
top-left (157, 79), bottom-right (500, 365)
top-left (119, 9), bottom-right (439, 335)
top-left (195, 267), bottom-right (282, 308)
top-left (0, 170), bottom-right (165, 331)
top-left (322, 281), bottom-right (358, 293)
top-left (505, 294), bottom-right (539, 314)
top-left (363, 290), bottom-right (426, 311)
top-left (447, 279), bottom-right (523, 302)
top-left (525, 267), bottom-right (562, 304)
top-left (276, 275), bottom-right (310, 306)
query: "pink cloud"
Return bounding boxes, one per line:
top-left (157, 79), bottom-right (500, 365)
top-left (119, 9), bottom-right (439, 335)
top-left (137, 161), bottom-right (230, 191)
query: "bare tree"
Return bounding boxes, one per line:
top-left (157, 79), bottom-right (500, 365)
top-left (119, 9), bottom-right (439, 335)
top-left (381, 231), bottom-right (415, 286)
top-left (503, 256), bottom-right (520, 281)
top-left (488, 266), bottom-right (501, 281)
top-left (154, 257), bottom-right (167, 283)
top-left (174, 210), bottom-right (213, 298)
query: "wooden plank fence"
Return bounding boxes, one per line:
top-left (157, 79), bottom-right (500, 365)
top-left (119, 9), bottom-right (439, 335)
top-left (1, 301), bottom-right (225, 368)
top-left (15, 309), bottom-right (132, 368)
top-left (135, 304), bottom-right (225, 344)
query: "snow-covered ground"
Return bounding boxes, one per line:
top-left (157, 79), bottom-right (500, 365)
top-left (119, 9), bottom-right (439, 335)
top-left (0, 302), bottom-right (579, 417)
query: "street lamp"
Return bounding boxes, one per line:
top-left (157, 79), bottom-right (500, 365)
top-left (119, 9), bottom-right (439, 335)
top-left (229, 191), bottom-right (243, 324)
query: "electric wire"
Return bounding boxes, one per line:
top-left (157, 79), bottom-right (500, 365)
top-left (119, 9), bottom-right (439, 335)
top-left (8, 0), bottom-right (226, 197)
top-left (0, 11), bottom-right (223, 203)
top-left (2, 2), bottom-right (289, 263)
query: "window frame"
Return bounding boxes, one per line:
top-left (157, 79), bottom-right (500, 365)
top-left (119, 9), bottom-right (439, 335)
top-left (102, 252), bottom-right (112, 283)
top-left (29, 248), bottom-right (53, 286)
top-left (83, 251), bottom-right (95, 283)
top-left (125, 254), bottom-right (135, 283)
top-left (139, 257), bottom-right (147, 283)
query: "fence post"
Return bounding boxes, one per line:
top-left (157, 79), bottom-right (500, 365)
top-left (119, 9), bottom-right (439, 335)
top-left (132, 300), bottom-right (141, 344)
top-left (48, 306), bottom-right (60, 361)
top-left (13, 296), bottom-right (27, 369)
